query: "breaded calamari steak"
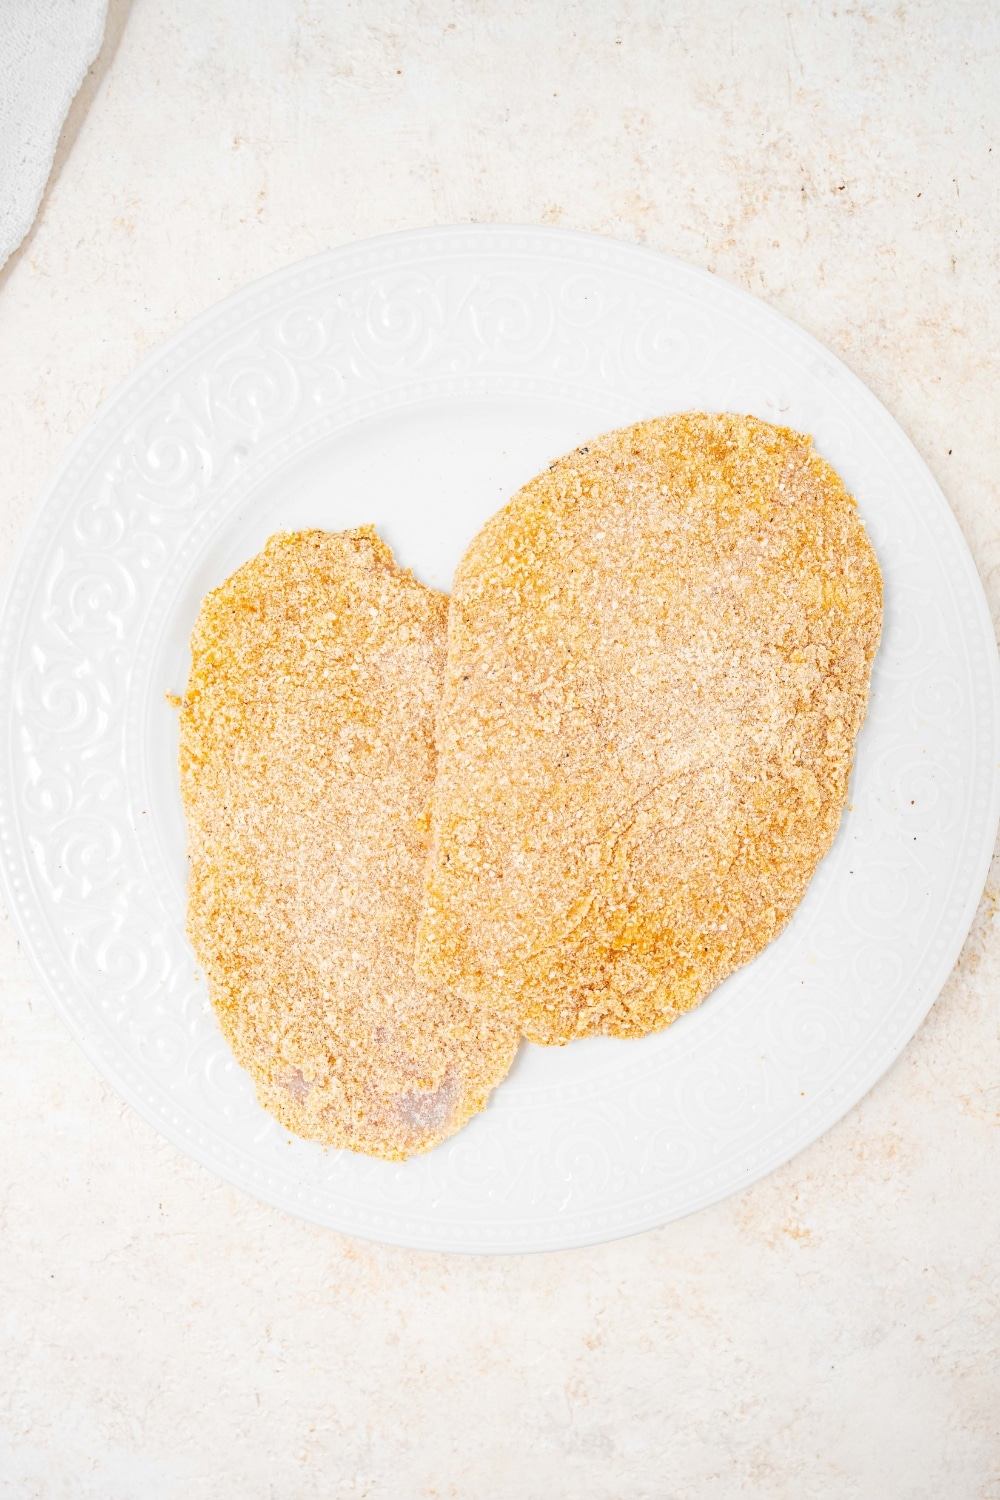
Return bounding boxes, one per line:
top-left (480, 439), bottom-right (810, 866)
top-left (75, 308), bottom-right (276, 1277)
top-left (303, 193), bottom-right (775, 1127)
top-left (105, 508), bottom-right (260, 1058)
top-left (179, 529), bottom-right (520, 1158)
top-left (415, 414), bottom-right (883, 1044)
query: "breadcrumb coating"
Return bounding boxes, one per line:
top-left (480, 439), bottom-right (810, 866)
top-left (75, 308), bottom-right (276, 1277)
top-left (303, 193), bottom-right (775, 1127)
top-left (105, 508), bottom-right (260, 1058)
top-left (179, 529), bottom-right (520, 1158)
top-left (415, 414), bottom-right (883, 1043)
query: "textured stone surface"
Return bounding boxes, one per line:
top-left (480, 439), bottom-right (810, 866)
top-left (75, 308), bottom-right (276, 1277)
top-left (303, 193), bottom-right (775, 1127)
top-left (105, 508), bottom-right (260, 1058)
top-left (1, 1), bottom-right (998, 1495)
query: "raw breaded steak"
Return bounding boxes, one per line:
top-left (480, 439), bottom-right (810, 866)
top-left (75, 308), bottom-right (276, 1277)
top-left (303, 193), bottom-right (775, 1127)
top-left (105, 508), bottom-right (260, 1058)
top-left (179, 529), bottom-right (520, 1158)
top-left (415, 413), bottom-right (883, 1044)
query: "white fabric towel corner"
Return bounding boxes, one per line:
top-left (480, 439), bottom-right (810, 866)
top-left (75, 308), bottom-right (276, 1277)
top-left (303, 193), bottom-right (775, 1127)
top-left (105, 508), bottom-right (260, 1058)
top-left (0, 0), bottom-right (109, 270)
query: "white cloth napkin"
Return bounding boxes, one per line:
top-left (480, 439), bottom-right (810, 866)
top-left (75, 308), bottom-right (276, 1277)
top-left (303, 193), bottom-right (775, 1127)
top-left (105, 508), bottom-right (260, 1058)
top-left (0, 0), bottom-right (108, 269)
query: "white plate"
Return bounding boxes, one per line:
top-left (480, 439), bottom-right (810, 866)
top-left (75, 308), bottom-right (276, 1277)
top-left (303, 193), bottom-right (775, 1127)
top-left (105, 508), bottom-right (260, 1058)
top-left (1, 226), bottom-right (997, 1253)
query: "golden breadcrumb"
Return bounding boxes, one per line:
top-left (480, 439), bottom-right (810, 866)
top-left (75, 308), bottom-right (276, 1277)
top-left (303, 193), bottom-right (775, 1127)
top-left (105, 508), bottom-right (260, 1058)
top-left (415, 413), bottom-right (883, 1044)
top-left (179, 529), bottom-right (520, 1159)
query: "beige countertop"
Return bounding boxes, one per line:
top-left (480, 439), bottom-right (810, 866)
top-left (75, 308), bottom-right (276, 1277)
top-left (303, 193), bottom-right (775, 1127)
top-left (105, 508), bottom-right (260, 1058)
top-left (1, 1), bottom-right (998, 1495)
